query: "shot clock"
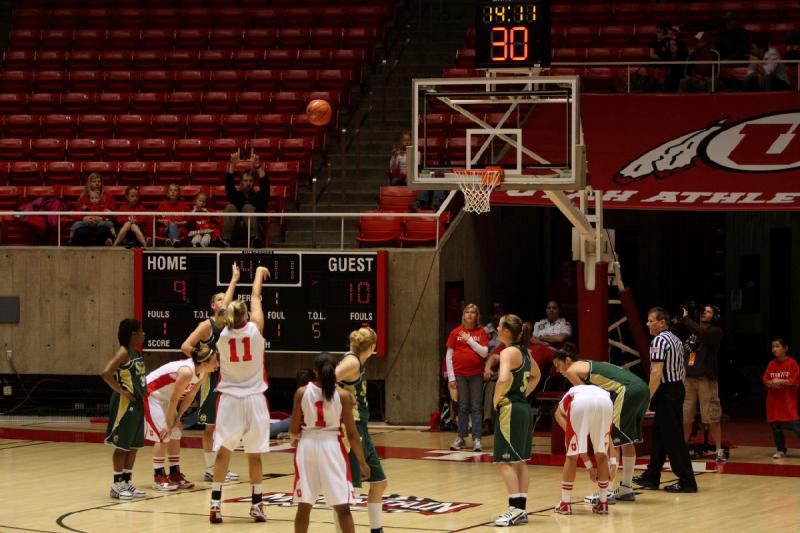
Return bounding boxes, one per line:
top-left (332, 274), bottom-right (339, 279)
top-left (135, 250), bottom-right (387, 355)
top-left (475, 0), bottom-right (551, 68)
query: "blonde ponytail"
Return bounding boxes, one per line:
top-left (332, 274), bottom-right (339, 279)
top-left (349, 326), bottom-right (377, 354)
top-left (216, 301), bottom-right (248, 329)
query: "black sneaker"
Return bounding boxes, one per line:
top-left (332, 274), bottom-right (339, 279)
top-left (632, 475), bottom-right (659, 489)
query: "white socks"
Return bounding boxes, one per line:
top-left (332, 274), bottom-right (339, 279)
top-left (368, 502), bottom-right (382, 529)
top-left (622, 455), bottom-right (635, 489)
top-left (561, 481), bottom-right (573, 503)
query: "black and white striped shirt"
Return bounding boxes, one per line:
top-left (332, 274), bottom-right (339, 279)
top-left (650, 330), bottom-right (685, 383)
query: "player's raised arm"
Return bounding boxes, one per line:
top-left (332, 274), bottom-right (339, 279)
top-left (249, 266), bottom-right (270, 333)
top-left (222, 261), bottom-right (241, 308)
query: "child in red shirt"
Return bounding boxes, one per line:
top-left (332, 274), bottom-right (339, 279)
top-left (763, 337), bottom-right (800, 459)
top-left (187, 191), bottom-right (219, 247)
top-left (113, 186), bottom-right (152, 248)
top-left (156, 183), bottom-right (189, 247)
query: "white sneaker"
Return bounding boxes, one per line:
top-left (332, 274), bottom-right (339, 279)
top-left (773, 451), bottom-right (787, 459)
top-left (584, 491), bottom-right (616, 505)
top-left (494, 507), bottom-right (527, 527)
top-left (450, 436), bottom-right (466, 450)
top-left (110, 481), bottom-right (133, 499)
top-left (473, 438), bottom-right (482, 452)
top-left (124, 481), bottom-right (146, 498)
top-left (204, 470), bottom-right (241, 482)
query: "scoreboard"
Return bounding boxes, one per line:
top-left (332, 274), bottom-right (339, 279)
top-left (134, 250), bottom-right (387, 355)
top-left (475, 0), bottom-right (551, 68)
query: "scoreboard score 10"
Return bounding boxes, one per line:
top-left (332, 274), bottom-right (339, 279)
top-left (475, 0), bottom-right (551, 68)
top-left (135, 250), bottom-right (387, 355)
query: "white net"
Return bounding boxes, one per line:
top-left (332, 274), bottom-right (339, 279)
top-left (454, 169), bottom-right (504, 214)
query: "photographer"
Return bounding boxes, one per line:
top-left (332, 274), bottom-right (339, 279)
top-left (680, 304), bottom-right (725, 462)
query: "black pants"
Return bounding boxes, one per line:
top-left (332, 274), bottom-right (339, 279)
top-left (643, 381), bottom-right (697, 487)
top-left (771, 420), bottom-right (800, 452)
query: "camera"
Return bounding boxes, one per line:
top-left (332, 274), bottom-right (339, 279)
top-left (678, 301), bottom-right (703, 322)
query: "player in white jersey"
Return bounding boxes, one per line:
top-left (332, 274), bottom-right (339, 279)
top-left (554, 384), bottom-right (614, 516)
top-left (180, 262), bottom-right (241, 482)
top-left (145, 344), bottom-right (218, 492)
top-left (290, 352), bottom-right (369, 533)
top-left (209, 265), bottom-right (270, 525)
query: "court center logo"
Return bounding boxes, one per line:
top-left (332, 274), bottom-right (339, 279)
top-left (614, 110), bottom-right (800, 184)
top-left (225, 492), bottom-right (481, 515)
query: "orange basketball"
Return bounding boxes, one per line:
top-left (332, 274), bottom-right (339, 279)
top-left (306, 99), bottom-right (332, 126)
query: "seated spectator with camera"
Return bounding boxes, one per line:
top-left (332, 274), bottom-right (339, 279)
top-left (221, 149), bottom-right (270, 248)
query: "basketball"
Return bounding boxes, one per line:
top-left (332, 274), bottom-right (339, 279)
top-left (306, 99), bottom-right (332, 126)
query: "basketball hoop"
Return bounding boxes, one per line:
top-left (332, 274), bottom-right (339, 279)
top-left (454, 167), bottom-right (504, 214)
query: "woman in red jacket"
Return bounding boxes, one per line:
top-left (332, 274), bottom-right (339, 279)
top-left (445, 303), bottom-right (489, 452)
top-left (763, 337), bottom-right (800, 459)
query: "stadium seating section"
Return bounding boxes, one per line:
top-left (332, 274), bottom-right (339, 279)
top-left (0, 1), bottom-right (399, 244)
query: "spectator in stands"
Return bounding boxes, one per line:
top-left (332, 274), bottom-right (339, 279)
top-left (71, 189), bottom-right (115, 246)
top-left (783, 30), bottom-right (800, 61)
top-left (649, 22), bottom-right (672, 60)
top-left (717, 12), bottom-right (751, 61)
top-left (529, 300), bottom-right (572, 371)
top-left (680, 34), bottom-right (720, 92)
top-left (221, 149), bottom-right (270, 248)
top-left (745, 38), bottom-right (789, 91)
top-left (113, 186), bottom-right (151, 248)
top-left (389, 131), bottom-right (412, 186)
top-left (187, 191), bottom-right (219, 248)
top-left (156, 184), bottom-right (188, 247)
top-left (664, 38), bottom-right (689, 92)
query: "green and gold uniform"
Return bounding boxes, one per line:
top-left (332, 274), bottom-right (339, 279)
top-left (586, 361), bottom-right (649, 445)
top-left (494, 345), bottom-right (533, 463)
top-left (197, 318), bottom-right (222, 426)
top-left (338, 352), bottom-right (386, 487)
top-left (104, 348), bottom-right (146, 450)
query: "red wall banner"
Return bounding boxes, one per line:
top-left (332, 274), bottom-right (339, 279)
top-left (494, 93), bottom-right (800, 210)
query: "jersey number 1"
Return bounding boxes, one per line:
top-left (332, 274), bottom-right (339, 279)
top-left (314, 401), bottom-right (326, 427)
top-left (228, 338), bottom-right (252, 363)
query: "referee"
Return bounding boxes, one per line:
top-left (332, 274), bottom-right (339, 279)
top-left (633, 307), bottom-right (698, 493)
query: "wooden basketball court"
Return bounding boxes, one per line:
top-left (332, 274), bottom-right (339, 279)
top-left (1, 418), bottom-right (799, 532)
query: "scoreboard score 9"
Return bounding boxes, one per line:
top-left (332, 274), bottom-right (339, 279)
top-left (135, 250), bottom-right (387, 355)
top-left (475, 0), bottom-right (551, 68)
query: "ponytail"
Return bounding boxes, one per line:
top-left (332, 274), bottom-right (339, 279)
top-left (216, 301), bottom-right (248, 329)
top-left (314, 352), bottom-right (338, 402)
top-left (499, 314), bottom-right (530, 346)
top-left (520, 321), bottom-right (532, 347)
top-left (348, 326), bottom-right (377, 354)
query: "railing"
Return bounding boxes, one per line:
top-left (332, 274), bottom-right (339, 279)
top-left (0, 190), bottom-right (457, 249)
top-left (550, 58), bottom-right (800, 93)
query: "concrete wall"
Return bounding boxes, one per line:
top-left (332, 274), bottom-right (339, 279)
top-left (0, 248), bottom-right (134, 375)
